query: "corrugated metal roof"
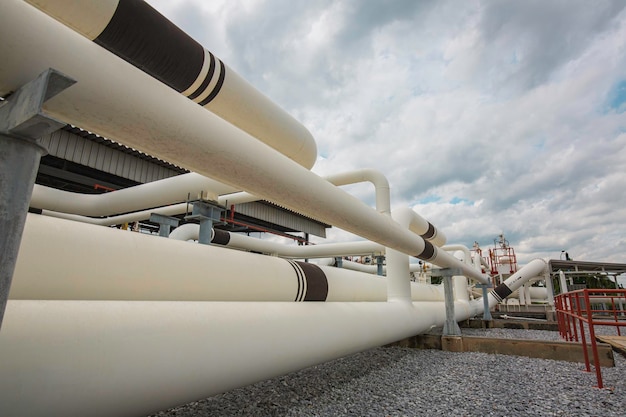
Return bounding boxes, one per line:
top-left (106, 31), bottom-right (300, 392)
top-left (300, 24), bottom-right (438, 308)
top-left (40, 126), bottom-right (185, 183)
top-left (234, 201), bottom-right (329, 238)
top-left (62, 125), bottom-right (189, 174)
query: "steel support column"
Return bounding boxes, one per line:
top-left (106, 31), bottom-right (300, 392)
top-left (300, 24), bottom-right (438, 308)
top-left (376, 256), bottom-right (384, 276)
top-left (0, 69), bottom-right (75, 329)
top-left (440, 268), bottom-right (462, 336)
top-left (149, 213), bottom-right (180, 237)
top-left (476, 282), bottom-right (493, 321)
top-left (185, 199), bottom-right (225, 245)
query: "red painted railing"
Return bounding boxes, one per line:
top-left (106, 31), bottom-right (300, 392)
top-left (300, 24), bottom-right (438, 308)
top-left (555, 289), bottom-right (626, 388)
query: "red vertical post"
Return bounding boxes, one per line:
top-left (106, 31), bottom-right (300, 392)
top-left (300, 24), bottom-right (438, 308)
top-left (584, 290), bottom-right (603, 388)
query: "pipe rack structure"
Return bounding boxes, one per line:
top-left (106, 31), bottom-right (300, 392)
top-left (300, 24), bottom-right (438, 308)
top-left (0, 1), bottom-right (549, 416)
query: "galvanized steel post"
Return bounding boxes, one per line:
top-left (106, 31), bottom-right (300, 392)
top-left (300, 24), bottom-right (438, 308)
top-left (149, 213), bottom-right (180, 237)
top-left (441, 268), bottom-right (462, 336)
top-left (376, 256), bottom-right (384, 276)
top-left (476, 283), bottom-right (493, 321)
top-left (0, 68), bottom-right (75, 329)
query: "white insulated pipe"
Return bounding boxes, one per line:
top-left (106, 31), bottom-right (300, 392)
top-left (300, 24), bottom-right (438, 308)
top-left (30, 168), bottom-right (386, 225)
top-left (0, 297), bottom-right (486, 417)
top-left (169, 223), bottom-right (385, 258)
top-left (30, 173), bottom-right (236, 217)
top-left (40, 204), bottom-right (190, 226)
top-left (168, 222), bottom-right (202, 241)
top-left (485, 258), bottom-right (549, 307)
top-left (441, 244), bottom-right (472, 266)
top-left (393, 206), bottom-right (446, 248)
top-left (9, 214), bottom-right (443, 303)
top-left (0, 1), bottom-right (485, 281)
top-left (37, 191), bottom-right (259, 227)
top-left (22, 0), bottom-right (317, 168)
top-left (324, 169), bottom-right (392, 215)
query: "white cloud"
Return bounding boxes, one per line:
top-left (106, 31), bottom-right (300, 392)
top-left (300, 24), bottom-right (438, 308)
top-left (146, 0), bottom-right (626, 267)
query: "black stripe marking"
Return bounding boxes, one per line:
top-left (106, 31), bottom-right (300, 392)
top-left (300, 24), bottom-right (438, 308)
top-left (198, 60), bottom-right (226, 106)
top-left (296, 261), bottom-right (329, 301)
top-left (211, 229), bottom-right (230, 245)
top-left (187, 51), bottom-right (216, 100)
top-left (287, 260), bottom-right (305, 302)
top-left (421, 222), bottom-right (436, 240)
top-left (415, 240), bottom-right (437, 261)
top-left (94, 0), bottom-right (204, 93)
top-left (491, 284), bottom-right (513, 302)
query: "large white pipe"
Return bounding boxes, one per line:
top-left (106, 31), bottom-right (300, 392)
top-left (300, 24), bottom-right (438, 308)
top-left (22, 0), bottom-right (317, 169)
top-left (0, 297), bottom-right (485, 417)
top-left (0, 1), bottom-right (484, 279)
top-left (10, 214), bottom-right (443, 303)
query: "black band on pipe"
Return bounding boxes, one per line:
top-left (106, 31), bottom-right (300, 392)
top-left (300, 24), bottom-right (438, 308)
top-left (415, 240), bottom-right (436, 261)
top-left (198, 60), bottom-right (226, 106)
top-left (421, 222), bottom-right (436, 240)
top-left (296, 261), bottom-right (329, 301)
top-left (187, 51), bottom-right (216, 100)
top-left (94, 0), bottom-right (204, 93)
top-left (211, 229), bottom-right (230, 246)
top-left (287, 260), bottom-right (305, 301)
top-left (491, 284), bottom-right (513, 303)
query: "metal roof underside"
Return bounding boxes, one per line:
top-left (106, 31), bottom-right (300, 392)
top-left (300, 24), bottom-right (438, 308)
top-left (549, 259), bottom-right (626, 276)
top-left (35, 125), bottom-right (330, 238)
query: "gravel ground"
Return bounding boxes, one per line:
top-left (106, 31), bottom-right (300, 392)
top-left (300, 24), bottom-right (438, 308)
top-left (150, 327), bottom-right (625, 417)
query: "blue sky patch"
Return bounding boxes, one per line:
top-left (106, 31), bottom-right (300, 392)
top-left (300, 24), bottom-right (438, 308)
top-left (607, 80), bottom-right (626, 113)
top-left (450, 196), bottom-right (473, 205)
top-left (416, 195), bottom-right (441, 204)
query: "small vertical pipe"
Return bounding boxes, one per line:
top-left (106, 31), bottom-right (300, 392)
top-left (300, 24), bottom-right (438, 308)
top-left (385, 248), bottom-right (411, 302)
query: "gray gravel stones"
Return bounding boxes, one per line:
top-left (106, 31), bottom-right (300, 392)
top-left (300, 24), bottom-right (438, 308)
top-left (149, 328), bottom-right (625, 417)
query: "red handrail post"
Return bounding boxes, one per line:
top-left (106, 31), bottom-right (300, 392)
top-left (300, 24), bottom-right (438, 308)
top-left (584, 290), bottom-right (603, 388)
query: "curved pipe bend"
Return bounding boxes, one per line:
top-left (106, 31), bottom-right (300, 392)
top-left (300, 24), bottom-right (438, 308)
top-left (324, 169), bottom-right (391, 215)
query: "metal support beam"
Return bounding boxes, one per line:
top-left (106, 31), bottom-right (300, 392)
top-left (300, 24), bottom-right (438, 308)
top-left (476, 282), bottom-right (493, 321)
top-left (376, 256), bottom-right (384, 276)
top-left (149, 213), bottom-right (180, 237)
top-left (439, 268), bottom-right (462, 336)
top-left (185, 199), bottom-right (225, 244)
top-left (0, 68), bottom-right (75, 329)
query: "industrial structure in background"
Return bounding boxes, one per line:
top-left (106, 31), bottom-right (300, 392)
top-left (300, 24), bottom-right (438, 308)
top-left (0, 1), bottom-right (624, 416)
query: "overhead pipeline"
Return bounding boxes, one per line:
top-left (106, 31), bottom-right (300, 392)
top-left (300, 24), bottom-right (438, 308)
top-left (9, 214), bottom-right (440, 303)
top-left (0, 1), bottom-right (483, 278)
top-left (22, 0), bottom-right (317, 168)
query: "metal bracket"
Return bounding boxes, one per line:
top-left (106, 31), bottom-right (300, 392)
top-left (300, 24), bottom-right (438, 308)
top-left (149, 213), bottom-right (180, 237)
top-left (0, 68), bottom-right (76, 138)
top-left (184, 199), bottom-right (226, 244)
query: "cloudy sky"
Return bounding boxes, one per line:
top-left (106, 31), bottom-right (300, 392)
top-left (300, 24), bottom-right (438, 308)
top-left (145, 0), bottom-right (626, 267)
